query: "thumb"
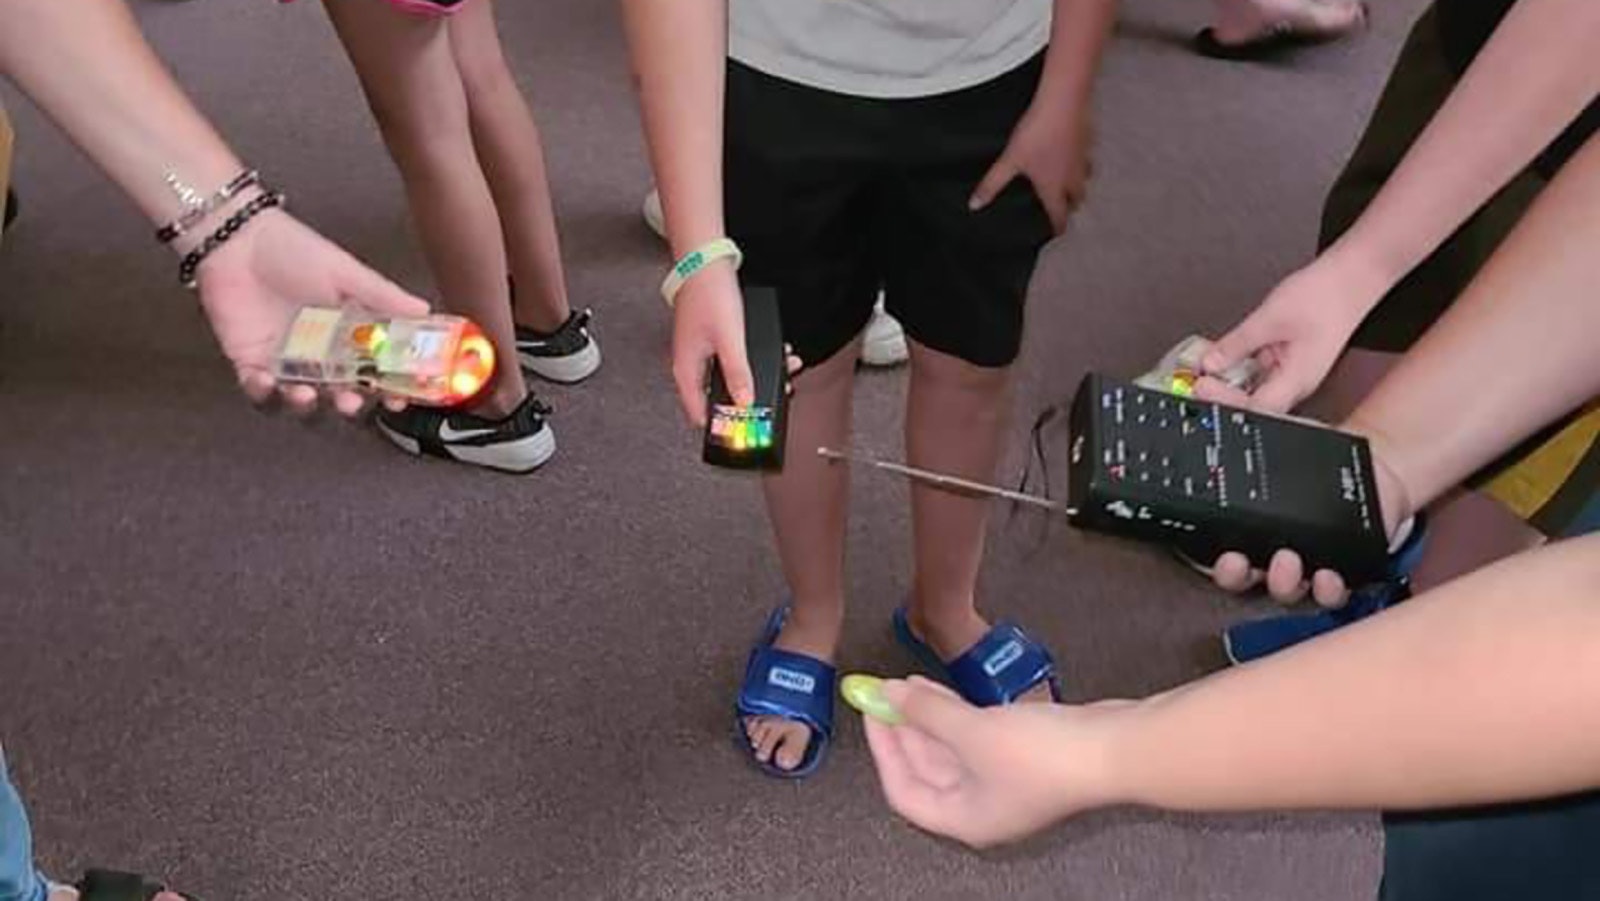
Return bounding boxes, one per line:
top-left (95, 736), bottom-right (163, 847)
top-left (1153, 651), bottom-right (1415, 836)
top-left (717, 327), bottom-right (756, 408)
top-left (969, 156), bottom-right (1018, 211)
top-left (1201, 312), bottom-right (1277, 376)
top-left (882, 677), bottom-right (979, 742)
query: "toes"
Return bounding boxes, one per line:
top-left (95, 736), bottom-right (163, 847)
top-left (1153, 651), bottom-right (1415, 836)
top-left (744, 717), bottom-right (814, 771)
top-left (772, 722), bottom-right (811, 771)
top-left (749, 717), bottom-right (784, 763)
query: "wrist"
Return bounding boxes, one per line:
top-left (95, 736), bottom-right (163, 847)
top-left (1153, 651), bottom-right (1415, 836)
top-left (166, 182), bottom-right (267, 256)
top-left (1317, 234), bottom-right (1408, 316)
top-left (1340, 415), bottom-right (1418, 541)
top-left (1062, 699), bottom-right (1156, 811)
top-left (671, 255), bottom-right (739, 312)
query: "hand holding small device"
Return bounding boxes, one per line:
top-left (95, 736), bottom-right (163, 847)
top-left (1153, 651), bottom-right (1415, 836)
top-left (273, 307), bottom-right (495, 407)
top-left (703, 285), bottom-right (790, 470)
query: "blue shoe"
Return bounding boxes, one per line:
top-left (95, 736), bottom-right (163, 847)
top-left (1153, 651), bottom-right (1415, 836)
top-left (734, 606), bottom-right (836, 779)
top-left (892, 607), bottom-right (1062, 705)
top-left (1222, 514), bottom-right (1429, 665)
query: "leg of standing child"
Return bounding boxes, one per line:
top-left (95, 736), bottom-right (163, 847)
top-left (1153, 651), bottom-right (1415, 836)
top-left (323, 0), bottom-right (530, 418)
top-left (446, 2), bottom-right (577, 339)
top-left (744, 336), bottom-right (862, 772)
top-left (898, 344), bottom-right (1041, 695)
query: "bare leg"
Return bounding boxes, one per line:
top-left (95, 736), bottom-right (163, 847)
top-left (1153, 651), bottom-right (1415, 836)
top-left (901, 342), bottom-right (1050, 703)
top-left (323, 0), bottom-right (528, 417)
top-left (1303, 348), bottom-right (1545, 591)
top-left (448, 0), bottom-right (572, 334)
top-left (745, 337), bottom-right (861, 772)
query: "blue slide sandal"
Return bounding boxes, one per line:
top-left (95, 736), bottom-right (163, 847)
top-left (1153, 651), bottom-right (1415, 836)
top-left (892, 607), bottom-right (1062, 705)
top-left (1223, 512), bottom-right (1430, 665)
top-left (734, 606), bottom-right (836, 779)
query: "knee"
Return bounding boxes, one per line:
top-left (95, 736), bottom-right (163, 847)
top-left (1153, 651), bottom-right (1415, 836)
top-left (456, 51), bottom-right (519, 105)
top-left (368, 102), bottom-right (473, 177)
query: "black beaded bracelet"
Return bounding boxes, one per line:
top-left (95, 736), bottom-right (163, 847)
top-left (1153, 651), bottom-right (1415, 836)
top-left (156, 168), bottom-right (262, 244)
top-left (178, 190), bottom-right (285, 289)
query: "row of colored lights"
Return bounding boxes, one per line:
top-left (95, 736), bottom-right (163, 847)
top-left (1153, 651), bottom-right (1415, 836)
top-left (713, 416), bottom-right (776, 451)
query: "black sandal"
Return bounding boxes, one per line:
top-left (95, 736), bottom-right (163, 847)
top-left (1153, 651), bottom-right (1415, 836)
top-left (1193, 2), bottom-right (1368, 61)
top-left (65, 869), bottom-right (200, 901)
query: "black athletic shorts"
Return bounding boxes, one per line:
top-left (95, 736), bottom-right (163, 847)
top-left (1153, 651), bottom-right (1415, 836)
top-left (723, 54), bottom-right (1055, 369)
top-left (1381, 792), bottom-right (1600, 901)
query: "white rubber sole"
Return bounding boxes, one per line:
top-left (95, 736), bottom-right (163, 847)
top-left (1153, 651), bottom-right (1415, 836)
top-left (1221, 631), bottom-right (1244, 667)
top-left (643, 189), bottom-right (666, 240)
top-left (377, 419), bottom-right (557, 474)
top-left (519, 340), bottom-right (602, 384)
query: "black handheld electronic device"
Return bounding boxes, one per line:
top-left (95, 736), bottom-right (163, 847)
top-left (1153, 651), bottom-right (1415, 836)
top-left (1065, 374), bottom-right (1391, 583)
top-left (703, 284), bottom-right (789, 471)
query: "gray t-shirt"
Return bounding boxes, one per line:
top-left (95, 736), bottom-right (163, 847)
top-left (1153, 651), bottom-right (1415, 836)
top-left (728, 0), bottom-right (1052, 99)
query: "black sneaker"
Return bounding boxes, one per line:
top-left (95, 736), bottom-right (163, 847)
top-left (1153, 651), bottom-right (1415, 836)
top-left (515, 309), bottom-right (601, 384)
top-left (376, 392), bottom-right (556, 473)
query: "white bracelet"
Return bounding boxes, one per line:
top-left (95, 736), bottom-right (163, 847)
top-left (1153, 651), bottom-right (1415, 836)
top-left (661, 238), bottom-right (743, 308)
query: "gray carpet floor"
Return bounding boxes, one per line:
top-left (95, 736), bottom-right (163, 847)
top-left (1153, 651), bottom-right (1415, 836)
top-left (1, 1), bottom-right (1427, 897)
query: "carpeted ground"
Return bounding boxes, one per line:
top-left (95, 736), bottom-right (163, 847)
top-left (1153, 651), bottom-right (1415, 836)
top-left (1, 1), bottom-right (1426, 897)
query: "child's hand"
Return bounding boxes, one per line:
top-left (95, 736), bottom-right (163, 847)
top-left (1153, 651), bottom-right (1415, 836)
top-left (1195, 254), bottom-right (1392, 414)
top-left (862, 676), bottom-right (1130, 849)
top-left (1200, 425), bottom-right (1415, 608)
top-left (193, 208), bottom-right (430, 416)
top-left (671, 261), bottom-right (751, 427)
top-left (970, 101), bottom-right (1092, 235)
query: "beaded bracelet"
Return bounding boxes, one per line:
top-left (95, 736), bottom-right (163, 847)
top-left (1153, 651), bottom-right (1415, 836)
top-left (178, 190), bottom-right (285, 289)
top-left (157, 169), bottom-right (262, 244)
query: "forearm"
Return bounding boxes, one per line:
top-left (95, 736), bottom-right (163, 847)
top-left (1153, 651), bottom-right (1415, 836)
top-left (0, 0), bottom-right (245, 234)
top-left (1341, 131), bottom-right (1600, 512)
top-left (1323, 0), bottom-right (1600, 312)
top-left (1107, 534), bottom-right (1600, 812)
top-left (621, 0), bottom-right (728, 260)
top-left (1036, 0), bottom-right (1116, 110)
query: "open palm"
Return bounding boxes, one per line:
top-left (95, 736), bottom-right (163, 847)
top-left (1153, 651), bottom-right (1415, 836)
top-left (191, 209), bottom-right (428, 414)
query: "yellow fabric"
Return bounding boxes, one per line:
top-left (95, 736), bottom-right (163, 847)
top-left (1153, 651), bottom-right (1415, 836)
top-left (1481, 400), bottom-right (1600, 519)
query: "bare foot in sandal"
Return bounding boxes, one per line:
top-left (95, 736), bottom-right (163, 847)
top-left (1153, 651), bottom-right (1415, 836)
top-left (1202, 0), bottom-right (1367, 57)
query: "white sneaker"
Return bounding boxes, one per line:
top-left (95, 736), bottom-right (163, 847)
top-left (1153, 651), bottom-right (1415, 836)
top-left (861, 294), bottom-right (909, 368)
top-left (643, 188), bottom-right (666, 240)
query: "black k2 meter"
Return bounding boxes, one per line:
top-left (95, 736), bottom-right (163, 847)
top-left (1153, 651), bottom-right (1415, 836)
top-left (703, 285), bottom-right (789, 471)
top-left (1066, 375), bottom-right (1390, 583)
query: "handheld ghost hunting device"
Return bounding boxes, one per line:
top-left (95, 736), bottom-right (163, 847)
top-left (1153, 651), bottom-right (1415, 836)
top-left (703, 285), bottom-right (789, 471)
top-left (274, 307), bottom-right (495, 407)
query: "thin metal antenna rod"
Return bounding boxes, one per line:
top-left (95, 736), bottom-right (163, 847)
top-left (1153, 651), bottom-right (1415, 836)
top-left (817, 447), bottom-right (1073, 515)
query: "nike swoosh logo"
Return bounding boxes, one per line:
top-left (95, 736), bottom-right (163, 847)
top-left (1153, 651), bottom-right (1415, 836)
top-left (438, 423), bottom-right (498, 442)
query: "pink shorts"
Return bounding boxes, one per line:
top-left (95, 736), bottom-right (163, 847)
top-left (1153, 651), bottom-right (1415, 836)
top-left (279, 0), bottom-right (471, 18)
top-left (382, 0), bottom-right (471, 17)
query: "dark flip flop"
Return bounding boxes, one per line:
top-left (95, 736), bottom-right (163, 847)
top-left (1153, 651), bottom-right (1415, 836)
top-left (74, 869), bottom-right (200, 901)
top-left (1192, 3), bottom-right (1368, 61)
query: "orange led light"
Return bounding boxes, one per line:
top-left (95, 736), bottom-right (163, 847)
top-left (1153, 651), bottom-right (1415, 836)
top-left (446, 325), bottom-right (496, 404)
